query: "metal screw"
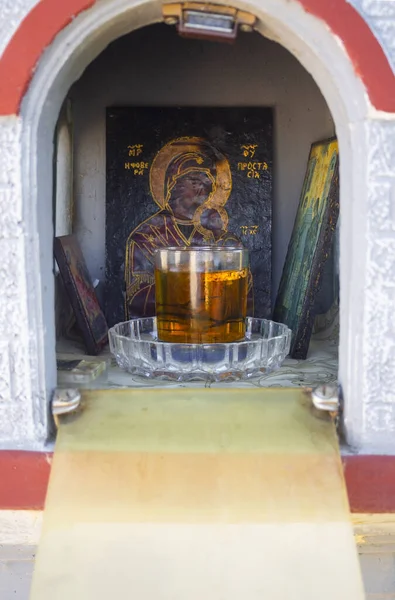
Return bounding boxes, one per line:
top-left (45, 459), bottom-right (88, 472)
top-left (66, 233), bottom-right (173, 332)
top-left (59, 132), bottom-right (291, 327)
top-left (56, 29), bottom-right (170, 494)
top-left (311, 384), bottom-right (339, 413)
top-left (52, 388), bottom-right (81, 415)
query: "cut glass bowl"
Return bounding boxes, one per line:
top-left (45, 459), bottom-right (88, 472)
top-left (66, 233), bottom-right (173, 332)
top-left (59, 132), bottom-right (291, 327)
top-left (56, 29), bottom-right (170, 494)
top-left (109, 317), bottom-right (291, 383)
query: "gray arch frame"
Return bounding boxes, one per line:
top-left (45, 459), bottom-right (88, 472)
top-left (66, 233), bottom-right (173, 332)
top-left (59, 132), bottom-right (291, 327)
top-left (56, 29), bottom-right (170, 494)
top-left (0, 0), bottom-right (390, 450)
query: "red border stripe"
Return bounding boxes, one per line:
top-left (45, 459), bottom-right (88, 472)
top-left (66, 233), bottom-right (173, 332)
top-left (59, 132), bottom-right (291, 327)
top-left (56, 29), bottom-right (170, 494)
top-left (343, 455), bottom-right (395, 514)
top-left (0, 0), bottom-right (95, 115)
top-left (0, 0), bottom-right (394, 113)
top-left (0, 451), bottom-right (52, 510)
top-left (0, 451), bottom-right (394, 513)
top-left (299, 0), bottom-right (395, 113)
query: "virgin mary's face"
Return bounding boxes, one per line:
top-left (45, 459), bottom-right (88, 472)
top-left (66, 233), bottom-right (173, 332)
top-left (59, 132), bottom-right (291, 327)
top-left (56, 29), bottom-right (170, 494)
top-left (169, 171), bottom-right (213, 220)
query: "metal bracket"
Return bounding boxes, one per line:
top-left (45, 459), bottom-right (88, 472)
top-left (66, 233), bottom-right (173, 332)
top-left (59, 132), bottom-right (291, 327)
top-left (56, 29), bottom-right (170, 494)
top-left (51, 384), bottom-right (340, 431)
top-left (311, 384), bottom-right (339, 414)
top-left (52, 388), bottom-right (82, 428)
top-left (162, 3), bottom-right (257, 42)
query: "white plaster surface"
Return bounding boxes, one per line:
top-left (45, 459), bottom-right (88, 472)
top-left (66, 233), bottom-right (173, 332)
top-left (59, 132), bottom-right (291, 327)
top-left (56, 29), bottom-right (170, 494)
top-left (350, 0), bottom-right (395, 74)
top-left (0, 117), bottom-right (43, 447)
top-left (0, 0), bottom-right (39, 57)
top-left (0, 511), bottom-right (43, 546)
top-left (0, 0), bottom-right (393, 451)
top-left (0, 545), bottom-right (36, 600)
top-left (362, 120), bottom-right (395, 447)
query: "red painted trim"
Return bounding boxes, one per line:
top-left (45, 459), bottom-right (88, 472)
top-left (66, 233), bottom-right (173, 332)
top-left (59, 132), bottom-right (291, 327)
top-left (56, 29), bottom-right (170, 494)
top-left (0, 451), bottom-right (52, 510)
top-left (299, 0), bottom-right (395, 113)
top-left (343, 455), bottom-right (395, 514)
top-left (0, 451), bottom-right (394, 513)
top-left (0, 0), bottom-right (394, 113)
top-left (0, 0), bottom-right (95, 115)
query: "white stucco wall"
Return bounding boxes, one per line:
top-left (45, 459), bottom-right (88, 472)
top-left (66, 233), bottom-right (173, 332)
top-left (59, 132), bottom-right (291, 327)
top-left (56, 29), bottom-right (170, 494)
top-left (0, 0), bottom-right (394, 451)
top-left (70, 24), bottom-right (334, 298)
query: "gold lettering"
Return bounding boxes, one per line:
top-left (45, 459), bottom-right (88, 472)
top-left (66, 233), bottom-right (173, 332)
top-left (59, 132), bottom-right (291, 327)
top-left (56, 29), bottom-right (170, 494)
top-left (125, 159), bottom-right (149, 175)
top-left (241, 144), bottom-right (258, 158)
top-left (238, 158), bottom-right (268, 176)
top-left (240, 225), bottom-right (259, 235)
top-left (238, 155), bottom-right (268, 176)
top-left (128, 144), bottom-right (144, 157)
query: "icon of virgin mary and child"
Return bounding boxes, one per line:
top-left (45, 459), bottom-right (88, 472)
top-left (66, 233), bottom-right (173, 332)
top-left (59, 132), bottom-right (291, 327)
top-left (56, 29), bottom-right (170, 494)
top-left (124, 137), bottom-right (252, 318)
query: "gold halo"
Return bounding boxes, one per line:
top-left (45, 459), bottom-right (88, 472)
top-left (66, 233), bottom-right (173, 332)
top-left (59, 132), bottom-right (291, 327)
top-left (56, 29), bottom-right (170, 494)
top-left (149, 136), bottom-right (232, 209)
top-left (194, 202), bottom-right (229, 233)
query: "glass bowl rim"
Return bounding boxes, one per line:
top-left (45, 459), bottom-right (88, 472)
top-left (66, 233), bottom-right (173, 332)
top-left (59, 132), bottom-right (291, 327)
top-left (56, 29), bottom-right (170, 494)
top-left (153, 245), bottom-right (248, 253)
top-left (109, 316), bottom-right (291, 347)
